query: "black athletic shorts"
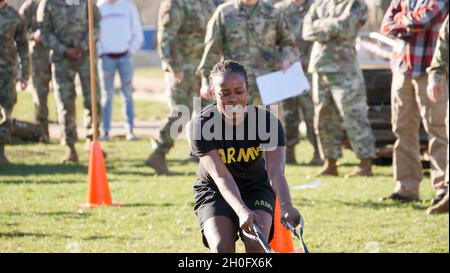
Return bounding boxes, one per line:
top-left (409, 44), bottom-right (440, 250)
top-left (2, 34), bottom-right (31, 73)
top-left (194, 182), bottom-right (276, 248)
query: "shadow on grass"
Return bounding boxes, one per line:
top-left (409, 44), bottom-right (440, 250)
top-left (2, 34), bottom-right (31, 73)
top-left (108, 170), bottom-right (155, 177)
top-left (333, 199), bottom-right (427, 211)
top-left (0, 164), bottom-right (87, 177)
top-left (107, 168), bottom-right (197, 177)
top-left (81, 234), bottom-right (143, 241)
top-left (292, 198), bottom-right (317, 208)
top-left (0, 179), bottom-right (85, 185)
top-left (0, 231), bottom-right (48, 238)
top-left (5, 211), bottom-right (91, 219)
top-left (82, 235), bottom-right (114, 240)
top-left (122, 202), bottom-right (181, 208)
top-left (0, 231), bottom-right (72, 239)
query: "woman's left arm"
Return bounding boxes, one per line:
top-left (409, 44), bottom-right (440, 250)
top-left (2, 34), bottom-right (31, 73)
top-left (266, 147), bottom-right (301, 227)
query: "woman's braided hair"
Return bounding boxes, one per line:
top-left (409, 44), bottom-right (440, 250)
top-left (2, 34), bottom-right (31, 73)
top-left (209, 60), bottom-right (249, 89)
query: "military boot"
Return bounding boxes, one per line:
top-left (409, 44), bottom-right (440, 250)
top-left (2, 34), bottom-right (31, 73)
top-left (316, 158), bottom-right (338, 176)
top-left (348, 158), bottom-right (373, 177)
top-left (286, 145), bottom-right (297, 164)
top-left (0, 145), bottom-right (10, 165)
top-left (61, 144), bottom-right (79, 163)
top-left (145, 150), bottom-right (172, 175)
top-left (427, 192), bottom-right (449, 215)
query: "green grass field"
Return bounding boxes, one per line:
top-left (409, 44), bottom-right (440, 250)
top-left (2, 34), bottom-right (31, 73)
top-left (1, 81), bottom-right (448, 253)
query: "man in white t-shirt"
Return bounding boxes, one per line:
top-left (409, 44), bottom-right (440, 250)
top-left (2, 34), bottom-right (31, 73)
top-left (97, 0), bottom-right (143, 141)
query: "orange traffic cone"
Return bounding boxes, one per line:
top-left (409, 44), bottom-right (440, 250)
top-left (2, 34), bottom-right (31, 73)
top-left (82, 140), bottom-right (121, 208)
top-left (269, 197), bottom-right (296, 253)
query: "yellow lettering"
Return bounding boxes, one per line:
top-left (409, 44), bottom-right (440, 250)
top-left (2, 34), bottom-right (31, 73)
top-left (249, 147), bottom-right (259, 160)
top-left (218, 149), bottom-right (226, 164)
top-left (237, 148), bottom-right (252, 162)
top-left (251, 147), bottom-right (260, 158)
top-left (227, 147), bottom-right (236, 164)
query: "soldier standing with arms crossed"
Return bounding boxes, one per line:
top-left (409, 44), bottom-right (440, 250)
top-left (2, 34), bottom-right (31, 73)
top-left (0, 0), bottom-right (29, 164)
top-left (19, 0), bottom-right (52, 143)
top-left (275, 0), bottom-right (322, 165)
top-left (37, 0), bottom-right (102, 163)
top-left (145, 0), bottom-right (220, 175)
top-left (303, 0), bottom-right (376, 177)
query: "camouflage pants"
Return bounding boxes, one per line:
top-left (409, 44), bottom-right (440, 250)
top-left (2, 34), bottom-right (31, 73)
top-left (52, 56), bottom-right (101, 145)
top-left (312, 71), bottom-right (376, 159)
top-left (0, 67), bottom-right (17, 145)
top-left (155, 68), bottom-right (203, 154)
top-left (282, 91), bottom-right (318, 150)
top-left (31, 44), bottom-right (52, 125)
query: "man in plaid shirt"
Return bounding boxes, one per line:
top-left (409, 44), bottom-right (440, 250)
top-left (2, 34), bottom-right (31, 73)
top-left (381, 0), bottom-right (449, 204)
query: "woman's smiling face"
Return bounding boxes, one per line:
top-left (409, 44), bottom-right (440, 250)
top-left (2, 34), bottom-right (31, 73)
top-left (211, 72), bottom-right (249, 124)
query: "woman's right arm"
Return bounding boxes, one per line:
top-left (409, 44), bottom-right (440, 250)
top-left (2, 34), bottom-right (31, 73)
top-left (199, 150), bottom-right (259, 233)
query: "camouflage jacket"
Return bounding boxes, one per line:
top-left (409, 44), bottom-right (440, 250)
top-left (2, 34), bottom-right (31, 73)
top-left (275, 0), bottom-right (313, 67)
top-left (303, 0), bottom-right (368, 73)
top-left (0, 3), bottom-right (29, 80)
top-left (37, 0), bottom-right (101, 61)
top-left (427, 15), bottom-right (449, 87)
top-left (157, 0), bottom-right (218, 73)
top-left (19, 0), bottom-right (49, 54)
top-left (197, 0), bottom-right (298, 79)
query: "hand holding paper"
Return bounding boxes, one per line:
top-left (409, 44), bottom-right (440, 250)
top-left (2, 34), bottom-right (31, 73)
top-left (256, 62), bottom-right (311, 105)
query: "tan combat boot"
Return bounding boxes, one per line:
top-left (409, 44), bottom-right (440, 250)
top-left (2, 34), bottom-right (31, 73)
top-left (61, 144), bottom-right (79, 163)
top-left (145, 150), bottom-right (172, 175)
top-left (286, 145), bottom-right (297, 164)
top-left (0, 144), bottom-right (10, 165)
top-left (316, 158), bottom-right (338, 176)
top-left (427, 192), bottom-right (449, 215)
top-left (348, 158), bottom-right (373, 177)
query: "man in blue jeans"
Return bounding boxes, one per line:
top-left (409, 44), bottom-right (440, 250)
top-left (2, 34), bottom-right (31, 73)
top-left (97, 0), bottom-right (143, 141)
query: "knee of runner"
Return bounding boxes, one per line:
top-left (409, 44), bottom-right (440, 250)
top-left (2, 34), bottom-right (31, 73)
top-left (243, 237), bottom-right (265, 253)
top-left (208, 238), bottom-right (235, 253)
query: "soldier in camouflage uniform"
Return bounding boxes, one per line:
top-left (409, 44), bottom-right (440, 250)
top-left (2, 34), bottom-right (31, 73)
top-left (196, 0), bottom-right (298, 105)
top-left (37, 0), bottom-right (102, 163)
top-left (426, 15), bottom-right (449, 214)
top-left (19, 0), bottom-right (52, 143)
top-left (275, 0), bottom-right (322, 165)
top-left (303, 0), bottom-right (376, 177)
top-left (0, 0), bottom-right (29, 164)
top-left (145, 0), bottom-right (220, 175)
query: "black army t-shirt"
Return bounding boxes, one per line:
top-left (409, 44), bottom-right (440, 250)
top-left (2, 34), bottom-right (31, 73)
top-left (189, 103), bottom-right (285, 192)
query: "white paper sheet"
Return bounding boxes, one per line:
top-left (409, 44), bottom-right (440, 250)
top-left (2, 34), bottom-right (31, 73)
top-left (256, 62), bottom-right (310, 105)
